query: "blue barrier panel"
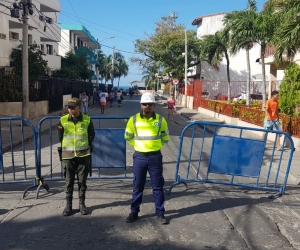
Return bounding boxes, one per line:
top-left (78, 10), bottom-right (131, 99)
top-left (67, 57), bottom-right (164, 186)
top-left (0, 117), bottom-right (39, 198)
top-left (92, 129), bottom-right (126, 169)
top-left (209, 135), bottom-right (265, 177)
top-left (169, 121), bottom-right (295, 197)
top-left (35, 116), bottom-right (131, 198)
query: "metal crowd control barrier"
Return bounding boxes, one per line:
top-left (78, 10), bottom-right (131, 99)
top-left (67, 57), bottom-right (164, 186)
top-left (35, 115), bottom-right (131, 198)
top-left (169, 122), bottom-right (295, 198)
top-left (0, 117), bottom-right (40, 198)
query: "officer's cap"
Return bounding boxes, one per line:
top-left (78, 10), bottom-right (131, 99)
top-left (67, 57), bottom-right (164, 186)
top-left (67, 98), bottom-right (81, 107)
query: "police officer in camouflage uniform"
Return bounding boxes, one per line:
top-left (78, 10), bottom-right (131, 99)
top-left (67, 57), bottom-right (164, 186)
top-left (58, 98), bottom-right (95, 216)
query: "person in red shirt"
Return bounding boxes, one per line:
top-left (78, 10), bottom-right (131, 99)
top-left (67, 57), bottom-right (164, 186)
top-left (262, 90), bottom-right (283, 150)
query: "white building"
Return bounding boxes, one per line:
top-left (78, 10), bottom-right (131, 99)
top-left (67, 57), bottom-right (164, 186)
top-left (191, 12), bottom-right (284, 94)
top-left (0, 0), bottom-right (61, 75)
top-left (58, 24), bottom-right (98, 82)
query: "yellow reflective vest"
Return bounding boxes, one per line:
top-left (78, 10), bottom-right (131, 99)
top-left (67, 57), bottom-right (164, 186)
top-left (61, 114), bottom-right (91, 159)
top-left (124, 112), bottom-right (169, 152)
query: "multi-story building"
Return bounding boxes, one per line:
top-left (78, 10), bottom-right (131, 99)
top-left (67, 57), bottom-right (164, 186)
top-left (58, 24), bottom-right (98, 82)
top-left (191, 12), bottom-right (284, 96)
top-left (0, 0), bottom-right (61, 75)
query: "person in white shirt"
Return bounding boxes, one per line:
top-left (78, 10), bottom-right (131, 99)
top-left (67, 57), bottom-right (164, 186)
top-left (116, 90), bottom-right (123, 107)
top-left (99, 90), bottom-right (108, 114)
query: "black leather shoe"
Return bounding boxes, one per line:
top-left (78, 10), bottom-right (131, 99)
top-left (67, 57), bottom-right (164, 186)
top-left (125, 212), bottom-right (138, 223)
top-left (157, 215), bottom-right (168, 225)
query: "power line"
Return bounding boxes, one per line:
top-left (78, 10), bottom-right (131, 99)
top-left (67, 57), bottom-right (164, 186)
top-left (0, 9), bottom-right (10, 16)
top-left (100, 44), bottom-right (144, 56)
top-left (59, 12), bottom-right (135, 43)
top-left (67, 0), bottom-right (84, 26)
top-left (31, 5), bottom-right (75, 51)
top-left (60, 10), bottom-right (141, 38)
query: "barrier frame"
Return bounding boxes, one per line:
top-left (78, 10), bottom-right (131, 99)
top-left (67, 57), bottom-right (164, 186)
top-left (0, 117), bottom-right (40, 198)
top-left (169, 121), bottom-right (295, 198)
top-left (34, 115), bottom-right (131, 198)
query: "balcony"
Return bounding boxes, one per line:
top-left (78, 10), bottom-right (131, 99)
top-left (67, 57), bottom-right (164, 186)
top-left (75, 46), bottom-right (97, 65)
top-left (263, 45), bottom-right (290, 70)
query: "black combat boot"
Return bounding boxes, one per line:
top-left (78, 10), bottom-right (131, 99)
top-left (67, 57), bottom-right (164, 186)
top-left (79, 196), bottom-right (88, 215)
top-left (63, 197), bottom-right (72, 216)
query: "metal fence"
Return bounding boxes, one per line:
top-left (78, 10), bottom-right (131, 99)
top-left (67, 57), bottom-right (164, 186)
top-left (201, 80), bottom-right (283, 100)
top-left (0, 74), bottom-right (93, 112)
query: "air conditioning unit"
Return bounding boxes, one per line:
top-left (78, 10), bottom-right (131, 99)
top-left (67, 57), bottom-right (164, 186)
top-left (39, 15), bottom-right (46, 21)
top-left (46, 17), bottom-right (53, 24)
top-left (10, 9), bottom-right (20, 18)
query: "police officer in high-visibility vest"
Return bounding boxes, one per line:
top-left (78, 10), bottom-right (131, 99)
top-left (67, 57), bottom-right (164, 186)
top-left (58, 98), bottom-right (95, 216)
top-left (124, 92), bottom-right (169, 224)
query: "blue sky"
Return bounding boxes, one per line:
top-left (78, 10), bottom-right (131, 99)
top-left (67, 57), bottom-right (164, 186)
top-left (58, 0), bottom-right (267, 87)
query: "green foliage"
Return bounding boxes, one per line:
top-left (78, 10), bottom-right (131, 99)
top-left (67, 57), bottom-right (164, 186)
top-left (132, 16), bottom-right (201, 80)
top-left (10, 44), bottom-right (48, 77)
top-left (53, 51), bottom-right (92, 80)
top-left (279, 62), bottom-right (300, 116)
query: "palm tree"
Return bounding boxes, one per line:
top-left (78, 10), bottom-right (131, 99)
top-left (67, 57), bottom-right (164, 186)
top-left (273, 0), bottom-right (300, 63)
top-left (142, 63), bottom-right (160, 90)
top-left (254, 2), bottom-right (277, 109)
top-left (201, 29), bottom-right (232, 103)
top-left (115, 57), bottom-right (129, 88)
top-left (223, 0), bottom-right (257, 105)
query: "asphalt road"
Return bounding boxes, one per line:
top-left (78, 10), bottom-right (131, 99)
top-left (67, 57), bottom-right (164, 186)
top-left (0, 94), bottom-right (299, 250)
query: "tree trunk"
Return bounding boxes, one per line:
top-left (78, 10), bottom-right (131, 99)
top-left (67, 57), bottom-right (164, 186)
top-left (261, 43), bottom-right (267, 110)
top-left (246, 47), bottom-right (251, 105)
top-left (225, 51), bottom-right (231, 104)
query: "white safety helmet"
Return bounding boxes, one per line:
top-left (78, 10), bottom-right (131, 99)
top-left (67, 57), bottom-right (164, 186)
top-left (140, 92), bottom-right (155, 103)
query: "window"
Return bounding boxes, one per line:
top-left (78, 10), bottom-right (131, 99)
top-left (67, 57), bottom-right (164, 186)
top-left (0, 33), bottom-right (6, 40)
top-left (9, 32), bottom-right (19, 40)
top-left (40, 44), bottom-right (44, 53)
top-left (46, 44), bottom-right (53, 55)
top-left (28, 34), bottom-right (32, 45)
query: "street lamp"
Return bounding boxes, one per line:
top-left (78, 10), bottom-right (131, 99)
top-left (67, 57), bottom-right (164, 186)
top-left (96, 36), bottom-right (115, 86)
top-left (184, 30), bottom-right (188, 108)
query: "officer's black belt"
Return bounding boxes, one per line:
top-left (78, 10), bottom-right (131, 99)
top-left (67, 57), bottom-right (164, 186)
top-left (135, 150), bottom-right (161, 156)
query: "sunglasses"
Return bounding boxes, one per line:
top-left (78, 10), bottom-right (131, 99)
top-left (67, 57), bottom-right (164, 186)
top-left (68, 106), bottom-right (76, 110)
top-left (141, 103), bottom-right (154, 107)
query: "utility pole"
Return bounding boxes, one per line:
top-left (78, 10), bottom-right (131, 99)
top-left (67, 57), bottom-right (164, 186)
top-left (111, 46), bottom-right (115, 87)
top-left (22, 0), bottom-right (29, 119)
top-left (96, 39), bottom-right (99, 88)
top-left (184, 30), bottom-right (188, 108)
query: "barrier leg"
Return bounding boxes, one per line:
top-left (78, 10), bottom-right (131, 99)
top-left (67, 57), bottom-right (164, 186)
top-left (168, 175), bottom-right (188, 195)
top-left (22, 177), bottom-right (50, 199)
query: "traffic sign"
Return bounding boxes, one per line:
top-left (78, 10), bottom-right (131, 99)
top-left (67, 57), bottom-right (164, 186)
top-left (172, 78), bottom-right (179, 85)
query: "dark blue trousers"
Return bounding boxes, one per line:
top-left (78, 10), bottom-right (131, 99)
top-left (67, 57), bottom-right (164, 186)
top-left (131, 152), bottom-right (165, 215)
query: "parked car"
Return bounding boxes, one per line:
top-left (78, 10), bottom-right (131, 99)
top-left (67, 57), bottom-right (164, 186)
top-left (214, 93), bottom-right (234, 101)
top-left (201, 90), bottom-right (210, 99)
top-left (233, 92), bottom-right (247, 102)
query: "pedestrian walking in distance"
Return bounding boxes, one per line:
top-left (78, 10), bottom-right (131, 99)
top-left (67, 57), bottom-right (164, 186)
top-left (99, 90), bottom-right (108, 114)
top-left (58, 98), bottom-right (95, 216)
top-left (262, 90), bottom-right (283, 151)
top-left (167, 94), bottom-right (176, 121)
top-left (124, 92), bottom-right (170, 224)
top-left (80, 92), bottom-right (89, 114)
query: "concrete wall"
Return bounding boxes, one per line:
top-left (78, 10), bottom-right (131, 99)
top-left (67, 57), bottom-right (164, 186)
top-left (0, 101), bottom-right (48, 119)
